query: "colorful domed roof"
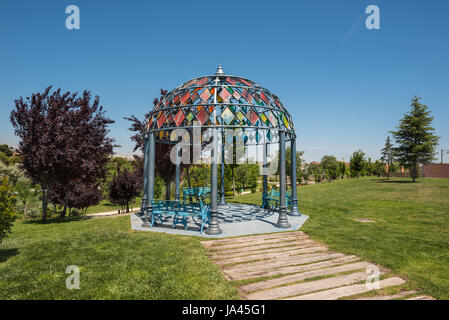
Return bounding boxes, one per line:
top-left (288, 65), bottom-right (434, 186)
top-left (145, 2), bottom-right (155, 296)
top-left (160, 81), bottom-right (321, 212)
top-left (145, 65), bottom-right (295, 144)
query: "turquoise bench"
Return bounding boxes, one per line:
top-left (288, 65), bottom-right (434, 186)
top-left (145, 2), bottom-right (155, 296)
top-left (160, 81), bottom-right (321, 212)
top-left (151, 200), bottom-right (210, 233)
top-left (182, 187), bottom-right (211, 202)
top-left (266, 189), bottom-right (292, 211)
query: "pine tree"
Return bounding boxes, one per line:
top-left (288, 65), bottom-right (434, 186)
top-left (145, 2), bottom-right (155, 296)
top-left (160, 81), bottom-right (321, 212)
top-left (390, 96), bottom-right (439, 182)
top-left (380, 136), bottom-right (394, 179)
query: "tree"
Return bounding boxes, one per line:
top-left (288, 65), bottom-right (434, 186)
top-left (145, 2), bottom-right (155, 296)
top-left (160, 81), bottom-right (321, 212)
top-left (10, 86), bottom-right (115, 222)
top-left (0, 178), bottom-right (16, 243)
top-left (306, 162), bottom-right (324, 183)
top-left (363, 157), bottom-right (375, 176)
top-left (380, 136), bottom-right (394, 180)
top-left (350, 150), bottom-right (366, 178)
top-left (108, 167), bottom-right (141, 213)
top-left (15, 177), bottom-right (34, 214)
top-left (185, 165), bottom-right (210, 188)
top-left (390, 96), bottom-right (440, 182)
top-left (235, 163), bottom-right (259, 192)
top-left (0, 145), bottom-right (14, 158)
top-left (0, 152), bottom-right (10, 165)
top-left (373, 160), bottom-right (385, 177)
top-left (285, 147), bottom-right (304, 185)
top-left (49, 180), bottom-right (102, 215)
top-left (100, 156), bottom-right (134, 199)
top-left (0, 162), bottom-right (27, 186)
top-left (337, 161), bottom-right (348, 179)
top-left (302, 164), bottom-right (311, 184)
top-left (68, 183), bottom-right (102, 215)
top-left (0, 162), bottom-right (34, 214)
top-left (320, 155), bottom-right (338, 182)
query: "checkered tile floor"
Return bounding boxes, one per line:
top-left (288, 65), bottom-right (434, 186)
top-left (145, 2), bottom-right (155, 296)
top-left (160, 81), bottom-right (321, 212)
top-left (217, 204), bottom-right (274, 224)
top-left (137, 204), bottom-right (274, 232)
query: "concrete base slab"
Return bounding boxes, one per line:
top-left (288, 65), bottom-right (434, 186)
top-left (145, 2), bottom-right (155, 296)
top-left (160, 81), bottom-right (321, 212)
top-left (130, 204), bottom-right (309, 238)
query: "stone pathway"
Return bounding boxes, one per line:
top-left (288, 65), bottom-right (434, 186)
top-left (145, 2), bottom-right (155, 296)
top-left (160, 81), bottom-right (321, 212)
top-left (202, 231), bottom-right (434, 300)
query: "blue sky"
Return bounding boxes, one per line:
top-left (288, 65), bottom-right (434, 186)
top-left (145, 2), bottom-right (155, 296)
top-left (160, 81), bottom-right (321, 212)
top-left (1, 0), bottom-right (448, 162)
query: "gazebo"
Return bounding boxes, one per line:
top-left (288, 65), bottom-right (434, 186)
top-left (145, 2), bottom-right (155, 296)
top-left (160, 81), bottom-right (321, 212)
top-left (140, 65), bottom-right (299, 235)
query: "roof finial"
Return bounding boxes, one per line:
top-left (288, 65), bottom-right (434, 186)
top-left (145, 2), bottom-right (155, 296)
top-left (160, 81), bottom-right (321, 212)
top-left (215, 64), bottom-right (224, 75)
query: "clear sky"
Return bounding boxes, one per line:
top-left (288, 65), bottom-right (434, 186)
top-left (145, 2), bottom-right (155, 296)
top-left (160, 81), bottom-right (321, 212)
top-left (1, 0), bottom-right (448, 162)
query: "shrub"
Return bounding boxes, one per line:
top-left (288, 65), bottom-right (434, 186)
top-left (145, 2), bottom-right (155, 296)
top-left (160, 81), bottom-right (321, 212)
top-left (0, 178), bottom-right (17, 243)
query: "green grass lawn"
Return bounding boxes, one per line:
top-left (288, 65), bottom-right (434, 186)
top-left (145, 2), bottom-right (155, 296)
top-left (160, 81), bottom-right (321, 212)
top-left (1, 177), bottom-right (448, 299)
top-left (232, 177), bottom-right (449, 300)
top-left (85, 197), bottom-right (142, 214)
top-left (0, 216), bottom-right (238, 299)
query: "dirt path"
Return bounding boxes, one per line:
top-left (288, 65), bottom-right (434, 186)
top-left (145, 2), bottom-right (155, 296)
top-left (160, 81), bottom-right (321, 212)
top-left (85, 207), bottom-right (139, 218)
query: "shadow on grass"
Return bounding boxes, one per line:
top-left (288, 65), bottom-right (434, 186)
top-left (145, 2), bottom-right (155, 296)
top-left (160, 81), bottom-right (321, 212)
top-left (371, 178), bottom-right (417, 184)
top-left (23, 216), bottom-right (84, 225)
top-left (0, 248), bottom-right (19, 263)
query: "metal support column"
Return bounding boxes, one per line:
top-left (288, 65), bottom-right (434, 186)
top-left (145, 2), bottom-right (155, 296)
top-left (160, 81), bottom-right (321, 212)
top-left (175, 142), bottom-right (181, 201)
top-left (206, 129), bottom-right (222, 235)
top-left (142, 132), bottom-right (155, 228)
top-left (261, 141), bottom-right (269, 209)
top-left (219, 130), bottom-right (227, 206)
top-left (289, 137), bottom-right (300, 216)
top-left (275, 131), bottom-right (291, 228)
top-left (141, 133), bottom-right (149, 215)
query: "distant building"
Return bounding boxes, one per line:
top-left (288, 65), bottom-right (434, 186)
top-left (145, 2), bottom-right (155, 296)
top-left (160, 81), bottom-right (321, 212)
top-left (421, 164), bottom-right (449, 179)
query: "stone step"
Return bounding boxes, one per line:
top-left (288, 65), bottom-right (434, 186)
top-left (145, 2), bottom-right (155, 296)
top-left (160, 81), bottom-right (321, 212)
top-left (239, 261), bottom-right (374, 293)
top-left (210, 239), bottom-right (316, 256)
top-left (207, 234), bottom-right (308, 251)
top-left (226, 255), bottom-right (360, 281)
top-left (356, 290), bottom-right (418, 300)
top-left (213, 247), bottom-right (327, 266)
top-left (284, 277), bottom-right (406, 300)
top-left (209, 242), bottom-right (318, 259)
top-left (213, 245), bottom-right (326, 262)
top-left (244, 271), bottom-right (379, 300)
top-left (201, 231), bottom-right (306, 247)
top-left (223, 252), bottom-right (346, 273)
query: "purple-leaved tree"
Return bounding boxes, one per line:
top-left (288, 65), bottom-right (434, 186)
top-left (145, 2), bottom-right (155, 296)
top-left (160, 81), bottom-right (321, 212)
top-left (10, 86), bottom-right (115, 223)
top-left (108, 167), bottom-right (141, 213)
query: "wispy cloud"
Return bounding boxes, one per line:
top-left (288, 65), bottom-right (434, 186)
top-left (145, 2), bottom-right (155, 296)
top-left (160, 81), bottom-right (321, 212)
top-left (337, 15), bottom-right (365, 51)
